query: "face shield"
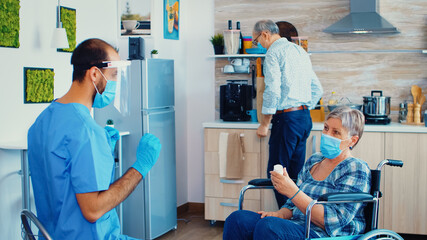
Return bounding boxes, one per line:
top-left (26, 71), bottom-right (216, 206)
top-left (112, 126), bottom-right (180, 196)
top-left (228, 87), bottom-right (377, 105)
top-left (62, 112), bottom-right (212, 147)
top-left (101, 60), bottom-right (131, 116)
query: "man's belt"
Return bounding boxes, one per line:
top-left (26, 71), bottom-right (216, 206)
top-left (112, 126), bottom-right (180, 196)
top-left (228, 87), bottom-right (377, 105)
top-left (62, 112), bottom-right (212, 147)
top-left (275, 105), bottom-right (308, 114)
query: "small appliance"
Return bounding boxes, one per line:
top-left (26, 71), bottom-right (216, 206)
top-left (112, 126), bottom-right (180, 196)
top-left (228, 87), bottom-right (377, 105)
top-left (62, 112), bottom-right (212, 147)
top-left (220, 80), bottom-right (253, 121)
top-left (363, 90), bottom-right (391, 125)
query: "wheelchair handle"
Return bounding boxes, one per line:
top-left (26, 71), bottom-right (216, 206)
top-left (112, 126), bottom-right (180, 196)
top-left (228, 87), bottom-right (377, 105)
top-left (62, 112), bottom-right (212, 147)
top-left (376, 159), bottom-right (403, 170)
top-left (386, 159), bottom-right (403, 167)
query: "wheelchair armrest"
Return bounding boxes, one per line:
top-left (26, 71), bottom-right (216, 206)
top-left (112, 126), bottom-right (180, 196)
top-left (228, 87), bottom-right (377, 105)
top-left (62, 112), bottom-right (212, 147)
top-left (248, 178), bottom-right (272, 186)
top-left (318, 192), bottom-right (373, 202)
top-left (247, 178), bottom-right (297, 186)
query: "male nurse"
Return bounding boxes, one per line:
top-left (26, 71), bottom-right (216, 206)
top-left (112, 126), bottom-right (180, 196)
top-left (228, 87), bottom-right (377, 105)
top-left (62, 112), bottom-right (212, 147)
top-left (27, 38), bottom-right (160, 239)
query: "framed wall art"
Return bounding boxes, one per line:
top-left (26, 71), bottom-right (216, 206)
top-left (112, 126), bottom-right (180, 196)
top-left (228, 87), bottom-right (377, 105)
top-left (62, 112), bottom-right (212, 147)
top-left (24, 67), bottom-right (54, 104)
top-left (163, 0), bottom-right (179, 40)
top-left (0, 0), bottom-right (20, 48)
top-left (58, 6), bottom-right (76, 52)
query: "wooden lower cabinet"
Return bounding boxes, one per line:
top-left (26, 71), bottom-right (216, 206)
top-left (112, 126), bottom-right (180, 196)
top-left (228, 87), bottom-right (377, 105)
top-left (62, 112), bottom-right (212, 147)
top-left (205, 197), bottom-right (260, 221)
top-left (383, 132), bottom-right (427, 235)
top-left (204, 128), bottom-right (262, 221)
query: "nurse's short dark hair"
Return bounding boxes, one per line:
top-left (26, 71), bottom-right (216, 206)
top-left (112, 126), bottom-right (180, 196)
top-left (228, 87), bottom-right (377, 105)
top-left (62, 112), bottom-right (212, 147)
top-left (253, 20), bottom-right (279, 35)
top-left (327, 106), bottom-right (365, 148)
top-left (71, 38), bottom-right (116, 82)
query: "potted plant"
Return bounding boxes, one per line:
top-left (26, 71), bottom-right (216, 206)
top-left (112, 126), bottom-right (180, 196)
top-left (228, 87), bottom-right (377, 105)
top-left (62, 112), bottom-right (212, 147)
top-left (210, 33), bottom-right (224, 55)
top-left (151, 49), bottom-right (159, 58)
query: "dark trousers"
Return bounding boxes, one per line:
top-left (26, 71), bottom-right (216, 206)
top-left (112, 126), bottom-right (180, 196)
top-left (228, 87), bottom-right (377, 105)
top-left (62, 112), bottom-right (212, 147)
top-left (267, 108), bottom-right (312, 208)
top-left (223, 210), bottom-right (320, 240)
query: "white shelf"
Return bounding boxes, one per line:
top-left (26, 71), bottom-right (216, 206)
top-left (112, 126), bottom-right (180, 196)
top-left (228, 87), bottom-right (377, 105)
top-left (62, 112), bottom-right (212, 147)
top-left (210, 54), bottom-right (265, 58)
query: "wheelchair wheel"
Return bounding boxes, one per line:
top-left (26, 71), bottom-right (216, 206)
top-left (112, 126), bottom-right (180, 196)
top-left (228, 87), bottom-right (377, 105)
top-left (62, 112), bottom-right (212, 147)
top-left (358, 229), bottom-right (403, 240)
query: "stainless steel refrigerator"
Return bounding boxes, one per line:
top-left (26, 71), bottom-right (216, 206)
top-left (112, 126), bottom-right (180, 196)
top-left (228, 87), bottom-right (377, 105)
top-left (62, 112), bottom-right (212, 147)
top-left (94, 59), bottom-right (177, 239)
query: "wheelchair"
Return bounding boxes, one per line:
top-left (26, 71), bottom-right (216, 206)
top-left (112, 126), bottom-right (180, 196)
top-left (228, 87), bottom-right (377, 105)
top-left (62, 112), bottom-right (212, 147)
top-left (21, 209), bottom-right (53, 240)
top-left (238, 159), bottom-right (404, 240)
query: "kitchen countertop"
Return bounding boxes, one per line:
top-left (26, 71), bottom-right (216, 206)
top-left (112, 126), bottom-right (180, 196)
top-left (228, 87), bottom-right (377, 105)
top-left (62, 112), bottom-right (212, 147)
top-left (203, 120), bottom-right (427, 133)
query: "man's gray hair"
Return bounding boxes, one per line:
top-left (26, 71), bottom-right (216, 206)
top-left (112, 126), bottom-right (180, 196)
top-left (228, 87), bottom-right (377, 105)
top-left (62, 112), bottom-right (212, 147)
top-left (253, 20), bottom-right (279, 35)
top-left (326, 106), bottom-right (365, 148)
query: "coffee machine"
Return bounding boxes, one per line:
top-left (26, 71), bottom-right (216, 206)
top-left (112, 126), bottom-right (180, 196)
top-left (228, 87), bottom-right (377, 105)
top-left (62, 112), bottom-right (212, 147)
top-left (220, 80), bottom-right (253, 121)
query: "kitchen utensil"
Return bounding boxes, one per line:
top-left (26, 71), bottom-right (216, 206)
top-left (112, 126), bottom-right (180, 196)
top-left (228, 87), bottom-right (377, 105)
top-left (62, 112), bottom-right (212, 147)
top-left (420, 94), bottom-right (426, 106)
top-left (231, 58), bottom-right (242, 66)
top-left (328, 104), bottom-right (362, 112)
top-left (363, 90), bottom-right (391, 117)
top-left (411, 85), bottom-right (418, 104)
top-left (416, 85), bottom-right (422, 104)
top-left (223, 64), bottom-right (234, 73)
top-left (233, 65), bottom-right (249, 73)
top-left (327, 97), bottom-right (362, 112)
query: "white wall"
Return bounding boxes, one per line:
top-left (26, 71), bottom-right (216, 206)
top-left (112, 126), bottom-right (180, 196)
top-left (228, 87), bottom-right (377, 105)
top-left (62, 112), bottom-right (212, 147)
top-left (0, 0), bottom-right (119, 238)
top-left (149, 0), bottom-right (215, 204)
top-left (0, 1), bottom-right (215, 237)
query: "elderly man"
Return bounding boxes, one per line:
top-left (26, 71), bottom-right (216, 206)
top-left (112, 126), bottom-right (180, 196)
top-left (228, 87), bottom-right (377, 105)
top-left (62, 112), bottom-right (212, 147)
top-left (254, 20), bottom-right (323, 208)
top-left (27, 38), bottom-right (160, 239)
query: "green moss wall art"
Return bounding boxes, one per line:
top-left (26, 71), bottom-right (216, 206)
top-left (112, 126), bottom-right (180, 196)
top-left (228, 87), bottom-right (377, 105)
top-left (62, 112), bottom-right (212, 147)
top-left (24, 68), bottom-right (54, 104)
top-left (0, 0), bottom-right (20, 48)
top-left (58, 6), bottom-right (76, 52)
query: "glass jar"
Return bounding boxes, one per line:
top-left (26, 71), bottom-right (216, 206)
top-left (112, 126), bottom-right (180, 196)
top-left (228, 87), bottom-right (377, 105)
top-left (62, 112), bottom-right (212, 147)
top-left (398, 102), bottom-right (407, 123)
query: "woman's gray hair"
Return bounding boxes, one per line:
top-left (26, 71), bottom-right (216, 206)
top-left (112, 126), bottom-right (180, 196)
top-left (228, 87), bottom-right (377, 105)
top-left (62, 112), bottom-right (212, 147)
top-left (253, 20), bottom-right (279, 35)
top-left (327, 106), bottom-right (365, 148)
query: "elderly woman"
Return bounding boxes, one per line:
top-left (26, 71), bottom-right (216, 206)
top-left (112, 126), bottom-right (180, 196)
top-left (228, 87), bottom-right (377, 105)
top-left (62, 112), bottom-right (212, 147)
top-left (223, 106), bottom-right (371, 239)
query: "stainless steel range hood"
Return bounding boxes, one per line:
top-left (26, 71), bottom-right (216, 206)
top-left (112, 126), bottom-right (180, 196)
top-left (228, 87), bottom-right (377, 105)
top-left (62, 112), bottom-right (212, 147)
top-left (324, 0), bottom-right (399, 34)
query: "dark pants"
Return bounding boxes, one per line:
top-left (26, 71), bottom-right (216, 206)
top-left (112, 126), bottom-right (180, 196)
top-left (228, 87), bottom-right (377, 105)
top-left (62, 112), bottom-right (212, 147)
top-left (268, 108), bottom-right (312, 208)
top-left (223, 210), bottom-right (320, 240)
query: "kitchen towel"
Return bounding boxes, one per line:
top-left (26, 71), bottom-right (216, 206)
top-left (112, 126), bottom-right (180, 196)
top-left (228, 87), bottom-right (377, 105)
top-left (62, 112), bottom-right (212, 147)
top-left (219, 132), bottom-right (245, 179)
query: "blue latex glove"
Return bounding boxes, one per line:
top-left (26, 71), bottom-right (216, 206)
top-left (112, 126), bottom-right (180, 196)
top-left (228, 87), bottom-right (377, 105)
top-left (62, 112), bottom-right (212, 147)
top-left (133, 133), bottom-right (161, 178)
top-left (105, 126), bottom-right (120, 155)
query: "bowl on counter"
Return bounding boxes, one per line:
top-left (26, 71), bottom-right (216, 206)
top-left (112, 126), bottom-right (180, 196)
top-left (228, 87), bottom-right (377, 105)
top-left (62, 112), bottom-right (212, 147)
top-left (327, 104), bottom-right (362, 112)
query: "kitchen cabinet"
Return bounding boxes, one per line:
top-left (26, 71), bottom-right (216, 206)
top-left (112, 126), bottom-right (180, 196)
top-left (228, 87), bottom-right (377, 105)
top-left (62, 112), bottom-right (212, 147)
top-left (204, 128), bottom-right (262, 221)
top-left (383, 132), bottom-right (427, 235)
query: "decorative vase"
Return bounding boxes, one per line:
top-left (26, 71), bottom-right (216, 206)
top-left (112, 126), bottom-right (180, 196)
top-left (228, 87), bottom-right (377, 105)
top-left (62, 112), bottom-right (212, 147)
top-left (213, 45), bottom-right (224, 55)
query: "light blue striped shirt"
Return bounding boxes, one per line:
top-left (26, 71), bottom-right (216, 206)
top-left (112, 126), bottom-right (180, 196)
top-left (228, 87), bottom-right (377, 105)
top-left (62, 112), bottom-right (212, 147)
top-left (262, 38), bottom-right (323, 114)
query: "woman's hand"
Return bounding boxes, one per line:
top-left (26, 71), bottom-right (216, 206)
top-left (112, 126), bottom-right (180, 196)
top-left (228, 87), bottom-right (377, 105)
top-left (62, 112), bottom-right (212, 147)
top-left (257, 211), bottom-right (283, 219)
top-left (270, 167), bottom-right (299, 198)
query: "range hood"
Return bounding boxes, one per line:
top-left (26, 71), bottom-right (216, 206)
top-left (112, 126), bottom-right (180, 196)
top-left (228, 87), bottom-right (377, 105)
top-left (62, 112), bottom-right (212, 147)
top-left (324, 0), bottom-right (399, 34)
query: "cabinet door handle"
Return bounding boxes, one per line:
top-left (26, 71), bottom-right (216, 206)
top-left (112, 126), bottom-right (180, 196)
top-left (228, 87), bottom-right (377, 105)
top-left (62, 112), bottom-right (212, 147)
top-left (220, 179), bottom-right (244, 184)
top-left (312, 135), bottom-right (316, 154)
top-left (220, 202), bottom-right (238, 208)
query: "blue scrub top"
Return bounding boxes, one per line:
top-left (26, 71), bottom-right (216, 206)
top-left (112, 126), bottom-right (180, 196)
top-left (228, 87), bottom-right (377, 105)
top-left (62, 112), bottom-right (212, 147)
top-left (28, 101), bottom-right (137, 240)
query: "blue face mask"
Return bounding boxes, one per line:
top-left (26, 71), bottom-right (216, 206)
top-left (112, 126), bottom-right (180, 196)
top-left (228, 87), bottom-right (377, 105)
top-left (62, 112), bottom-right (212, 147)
top-left (320, 133), bottom-right (347, 159)
top-left (92, 69), bottom-right (116, 108)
